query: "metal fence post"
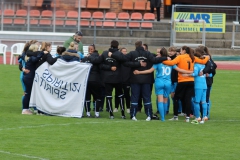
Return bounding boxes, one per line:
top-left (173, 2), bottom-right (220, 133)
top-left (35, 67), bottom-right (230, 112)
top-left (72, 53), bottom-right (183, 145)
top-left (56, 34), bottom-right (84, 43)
top-left (1, 1), bottom-right (3, 31)
top-left (170, 4), bottom-right (175, 46)
top-left (78, 0), bottom-right (81, 31)
top-left (94, 21), bottom-right (96, 44)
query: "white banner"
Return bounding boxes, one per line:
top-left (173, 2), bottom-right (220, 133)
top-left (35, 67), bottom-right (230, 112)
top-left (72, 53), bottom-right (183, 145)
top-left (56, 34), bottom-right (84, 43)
top-left (29, 59), bottom-right (91, 118)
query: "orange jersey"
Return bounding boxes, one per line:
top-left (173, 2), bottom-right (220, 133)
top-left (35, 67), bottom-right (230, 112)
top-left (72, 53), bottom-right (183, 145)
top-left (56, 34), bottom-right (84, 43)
top-left (163, 54), bottom-right (209, 82)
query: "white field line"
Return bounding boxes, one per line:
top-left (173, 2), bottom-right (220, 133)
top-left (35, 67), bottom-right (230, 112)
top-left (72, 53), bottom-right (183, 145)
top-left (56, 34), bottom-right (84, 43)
top-left (0, 119), bottom-right (239, 132)
top-left (0, 121), bottom-right (125, 131)
top-left (0, 150), bottom-right (49, 160)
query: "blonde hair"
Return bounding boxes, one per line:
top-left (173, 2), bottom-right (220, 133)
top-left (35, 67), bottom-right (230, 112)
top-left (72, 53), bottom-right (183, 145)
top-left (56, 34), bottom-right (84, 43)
top-left (25, 44), bottom-right (38, 61)
top-left (40, 42), bottom-right (51, 51)
top-left (29, 44), bottom-right (38, 52)
top-left (68, 41), bottom-right (76, 50)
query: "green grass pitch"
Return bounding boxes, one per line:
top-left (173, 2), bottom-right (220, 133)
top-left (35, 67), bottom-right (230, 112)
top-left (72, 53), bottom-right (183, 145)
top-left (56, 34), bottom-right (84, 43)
top-left (0, 65), bottom-right (240, 160)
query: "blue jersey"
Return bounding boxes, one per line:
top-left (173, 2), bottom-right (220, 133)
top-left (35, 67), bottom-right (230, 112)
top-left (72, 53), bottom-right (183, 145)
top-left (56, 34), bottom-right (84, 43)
top-left (192, 63), bottom-right (207, 89)
top-left (153, 63), bottom-right (176, 81)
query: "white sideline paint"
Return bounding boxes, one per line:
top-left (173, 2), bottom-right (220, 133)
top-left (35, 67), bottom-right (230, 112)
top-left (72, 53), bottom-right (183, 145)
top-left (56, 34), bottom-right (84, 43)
top-left (0, 121), bottom-right (125, 131)
top-left (0, 119), bottom-right (239, 132)
top-left (0, 150), bottom-right (49, 160)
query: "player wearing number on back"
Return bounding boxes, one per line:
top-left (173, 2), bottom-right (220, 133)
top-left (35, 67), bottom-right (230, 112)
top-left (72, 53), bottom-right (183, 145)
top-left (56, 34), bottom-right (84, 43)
top-left (133, 48), bottom-right (192, 121)
top-left (163, 46), bottom-right (209, 122)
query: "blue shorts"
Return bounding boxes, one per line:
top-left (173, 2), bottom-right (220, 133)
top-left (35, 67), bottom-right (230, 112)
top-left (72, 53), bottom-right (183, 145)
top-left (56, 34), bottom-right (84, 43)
top-left (171, 82), bottom-right (177, 93)
top-left (155, 79), bottom-right (171, 98)
top-left (194, 89), bottom-right (207, 103)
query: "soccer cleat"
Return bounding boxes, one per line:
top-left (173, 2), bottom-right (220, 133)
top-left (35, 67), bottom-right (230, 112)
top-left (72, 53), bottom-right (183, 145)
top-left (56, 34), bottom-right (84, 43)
top-left (109, 116), bottom-right (114, 119)
top-left (146, 116), bottom-right (151, 121)
top-left (199, 120), bottom-right (204, 124)
top-left (95, 115), bottom-right (100, 118)
top-left (22, 109), bottom-right (33, 115)
top-left (169, 116), bottom-right (178, 121)
top-left (132, 116), bottom-right (137, 121)
top-left (196, 117), bottom-right (201, 122)
top-left (151, 114), bottom-right (159, 120)
top-left (185, 118), bottom-right (190, 122)
top-left (86, 114), bottom-right (93, 118)
top-left (178, 112), bottom-right (185, 116)
top-left (203, 116), bottom-right (208, 121)
top-left (191, 120), bottom-right (199, 124)
top-left (121, 115), bottom-right (126, 119)
top-left (127, 109), bottom-right (130, 113)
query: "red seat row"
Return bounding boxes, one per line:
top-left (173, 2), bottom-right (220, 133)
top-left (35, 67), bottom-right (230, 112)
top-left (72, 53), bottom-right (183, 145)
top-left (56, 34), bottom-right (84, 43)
top-left (75, 0), bottom-right (110, 9)
top-left (122, 0), bottom-right (153, 11)
top-left (0, 9), bottom-right (155, 29)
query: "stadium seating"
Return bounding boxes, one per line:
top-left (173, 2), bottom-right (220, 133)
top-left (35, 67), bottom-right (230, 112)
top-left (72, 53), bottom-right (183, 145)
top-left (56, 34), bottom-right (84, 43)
top-left (75, 0), bottom-right (87, 8)
top-left (91, 11), bottom-right (104, 27)
top-left (103, 12), bottom-right (116, 28)
top-left (40, 10), bottom-right (52, 26)
top-left (129, 12), bottom-right (142, 28)
top-left (36, 0), bottom-right (43, 7)
top-left (134, 0), bottom-right (146, 10)
top-left (3, 9), bottom-right (14, 25)
top-left (116, 12), bottom-right (129, 28)
top-left (51, 0), bottom-right (60, 8)
top-left (87, 0), bottom-right (99, 9)
top-left (65, 11), bottom-right (78, 27)
top-left (80, 11), bottom-right (91, 27)
top-left (55, 10), bottom-right (66, 26)
top-left (30, 10), bottom-right (40, 25)
top-left (141, 13), bottom-right (155, 29)
top-left (16, 9), bottom-right (27, 17)
top-left (122, 0), bottom-right (134, 10)
top-left (99, 0), bottom-right (111, 9)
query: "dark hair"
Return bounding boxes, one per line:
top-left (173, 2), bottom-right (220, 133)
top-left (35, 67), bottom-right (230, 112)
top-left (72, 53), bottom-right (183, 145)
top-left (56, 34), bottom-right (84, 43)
top-left (89, 44), bottom-right (96, 51)
top-left (176, 49), bottom-right (180, 52)
top-left (194, 48), bottom-right (205, 58)
top-left (143, 44), bottom-right (148, 51)
top-left (135, 41), bottom-right (142, 48)
top-left (111, 40), bottom-right (119, 48)
top-left (199, 45), bottom-right (211, 56)
top-left (182, 46), bottom-right (194, 62)
top-left (57, 46), bottom-right (66, 55)
top-left (23, 42), bottom-right (31, 52)
top-left (160, 47), bottom-right (168, 57)
top-left (75, 31), bottom-right (83, 36)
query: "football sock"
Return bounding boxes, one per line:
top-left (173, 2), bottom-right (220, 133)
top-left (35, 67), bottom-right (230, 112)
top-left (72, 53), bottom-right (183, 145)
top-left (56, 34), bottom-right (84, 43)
top-left (158, 102), bottom-right (165, 121)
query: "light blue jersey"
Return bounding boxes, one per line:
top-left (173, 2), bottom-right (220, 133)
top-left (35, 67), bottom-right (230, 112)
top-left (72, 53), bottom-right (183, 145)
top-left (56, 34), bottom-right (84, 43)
top-left (192, 63), bottom-right (208, 118)
top-left (192, 63), bottom-right (207, 89)
top-left (153, 63), bottom-right (177, 121)
top-left (153, 63), bottom-right (177, 96)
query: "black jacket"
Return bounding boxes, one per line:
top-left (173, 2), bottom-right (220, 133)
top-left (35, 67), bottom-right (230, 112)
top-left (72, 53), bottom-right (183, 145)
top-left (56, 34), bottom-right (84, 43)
top-left (24, 50), bottom-right (44, 78)
top-left (121, 63), bottom-right (131, 84)
top-left (36, 53), bottom-right (58, 68)
top-left (89, 48), bottom-right (123, 83)
top-left (82, 51), bottom-right (101, 82)
top-left (111, 46), bottom-right (167, 84)
top-left (202, 58), bottom-right (217, 86)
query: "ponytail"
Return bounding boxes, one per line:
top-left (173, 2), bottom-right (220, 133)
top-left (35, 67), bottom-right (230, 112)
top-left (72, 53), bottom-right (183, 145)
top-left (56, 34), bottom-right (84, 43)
top-left (182, 46), bottom-right (195, 62)
top-left (160, 47), bottom-right (168, 57)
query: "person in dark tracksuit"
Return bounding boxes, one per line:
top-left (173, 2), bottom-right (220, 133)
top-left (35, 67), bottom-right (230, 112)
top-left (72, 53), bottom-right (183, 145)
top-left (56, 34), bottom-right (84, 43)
top-left (22, 44), bottom-right (48, 114)
top-left (150, 0), bottom-right (161, 21)
top-left (82, 44), bottom-right (102, 118)
top-left (88, 40), bottom-right (126, 119)
top-left (109, 41), bottom-right (168, 121)
top-left (113, 47), bottom-right (131, 114)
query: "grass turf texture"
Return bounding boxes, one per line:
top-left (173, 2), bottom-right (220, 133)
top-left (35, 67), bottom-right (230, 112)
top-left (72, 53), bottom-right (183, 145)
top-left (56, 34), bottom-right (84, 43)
top-left (0, 65), bottom-right (240, 160)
